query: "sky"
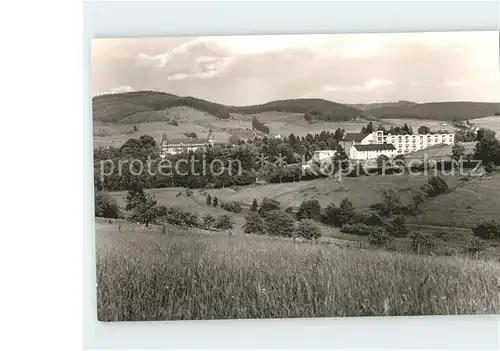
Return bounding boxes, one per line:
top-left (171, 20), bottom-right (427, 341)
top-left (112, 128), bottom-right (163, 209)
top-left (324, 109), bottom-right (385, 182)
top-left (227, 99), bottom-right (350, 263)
top-left (92, 31), bottom-right (500, 105)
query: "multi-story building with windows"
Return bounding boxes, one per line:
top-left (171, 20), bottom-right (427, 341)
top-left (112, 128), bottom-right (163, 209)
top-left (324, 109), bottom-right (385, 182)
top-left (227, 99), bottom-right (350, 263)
top-left (342, 130), bottom-right (455, 160)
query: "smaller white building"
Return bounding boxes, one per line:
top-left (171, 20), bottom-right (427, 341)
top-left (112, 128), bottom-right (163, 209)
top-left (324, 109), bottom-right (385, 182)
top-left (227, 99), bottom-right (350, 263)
top-left (349, 144), bottom-right (397, 161)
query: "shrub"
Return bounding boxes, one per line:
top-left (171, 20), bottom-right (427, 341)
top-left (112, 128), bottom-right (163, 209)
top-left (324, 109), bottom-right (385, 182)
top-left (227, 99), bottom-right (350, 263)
top-left (206, 194), bottom-right (212, 206)
top-left (337, 198), bottom-right (357, 226)
top-left (421, 175), bottom-right (448, 197)
top-left (202, 214), bottom-right (215, 229)
top-left (243, 212), bottom-right (266, 235)
top-left (340, 223), bottom-right (373, 236)
top-left (250, 198), bottom-right (258, 212)
top-left (95, 192), bottom-right (120, 219)
top-left (368, 227), bottom-right (394, 247)
top-left (411, 232), bottom-right (436, 254)
top-left (264, 210), bottom-right (294, 237)
top-left (296, 199), bottom-right (321, 221)
top-left (385, 215), bottom-right (409, 238)
top-left (485, 162), bottom-right (495, 173)
top-left (361, 211), bottom-right (384, 226)
top-left (214, 215), bottom-right (233, 230)
top-left (184, 132), bottom-right (198, 138)
top-left (472, 221), bottom-right (500, 240)
top-left (378, 188), bottom-right (403, 216)
top-left (321, 202), bottom-right (337, 226)
top-left (165, 208), bottom-right (199, 228)
top-left (222, 201), bottom-right (242, 213)
top-left (294, 219), bottom-right (321, 240)
top-left (285, 206), bottom-right (294, 215)
top-left (258, 198), bottom-right (281, 218)
top-left (213, 197), bottom-right (219, 207)
top-left (468, 237), bottom-right (487, 256)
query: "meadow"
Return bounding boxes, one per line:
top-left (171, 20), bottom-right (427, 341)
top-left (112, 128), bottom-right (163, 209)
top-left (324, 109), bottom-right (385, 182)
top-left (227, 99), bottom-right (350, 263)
top-left (470, 116), bottom-right (500, 137)
top-left (95, 219), bottom-right (500, 321)
top-left (408, 173), bottom-right (500, 228)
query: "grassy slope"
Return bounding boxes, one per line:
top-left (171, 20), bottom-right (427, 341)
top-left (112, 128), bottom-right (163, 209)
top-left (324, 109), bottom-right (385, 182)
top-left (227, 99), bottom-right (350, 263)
top-left (365, 102), bottom-right (500, 121)
top-left (95, 220), bottom-right (500, 321)
top-left (409, 173), bottom-right (500, 228)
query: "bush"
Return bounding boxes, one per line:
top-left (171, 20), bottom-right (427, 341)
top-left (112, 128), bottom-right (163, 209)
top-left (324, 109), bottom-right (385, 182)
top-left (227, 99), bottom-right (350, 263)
top-left (206, 194), bottom-right (212, 206)
top-left (421, 175), bottom-right (448, 197)
top-left (411, 232), bottom-right (436, 254)
top-left (222, 201), bottom-right (242, 213)
top-left (214, 215), bottom-right (233, 230)
top-left (164, 208), bottom-right (200, 228)
top-left (258, 198), bottom-right (281, 218)
top-left (296, 199), bottom-right (321, 220)
top-left (95, 192), bottom-right (120, 219)
top-left (243, 212), bottom-right (266, 235)
top-left (337, 198), bottom-right (357, 226)
top-left (213, 197), bottom-right (219, 207)
top-left (202, 214), bottom-right (215, 229)
top-left (378, 188), bottom-right (403, 216)
top-left (368, 227), bottom-right (394, 247)
top-left (485, 162), bottom-right (495, 173)
top-left (468, 237), bottom-right (487, 256)
top-left (472, 221), bottom-right (500, 240)
top-left (360, 211), bottom-right (384, 226)
top-left (340, 223), bottom-right (373, 236)
top-left (285, 206), bottom-right (294, 215)
top-left (294, 219), bottom-right (321, 240)
top-left (264, 210), bottom-right (295, 237)
top-left (385, 215), bottom-right (409, 238)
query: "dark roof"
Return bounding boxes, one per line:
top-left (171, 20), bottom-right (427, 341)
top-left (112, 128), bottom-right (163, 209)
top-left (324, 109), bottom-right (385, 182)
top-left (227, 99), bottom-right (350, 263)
top-left (342, 133), bottom-right (369, 142)
top-left (353, 144), bottom-right (396, 151)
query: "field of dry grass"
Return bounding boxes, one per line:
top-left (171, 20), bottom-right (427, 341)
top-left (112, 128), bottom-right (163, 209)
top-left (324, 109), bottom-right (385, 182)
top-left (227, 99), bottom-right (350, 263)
top-left (95, 220), bottom-right (500, 321)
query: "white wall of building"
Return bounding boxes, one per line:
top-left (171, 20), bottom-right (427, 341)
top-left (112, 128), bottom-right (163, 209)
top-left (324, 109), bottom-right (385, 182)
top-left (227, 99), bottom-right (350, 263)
top-left (349, 146), bottom-right (397, 160)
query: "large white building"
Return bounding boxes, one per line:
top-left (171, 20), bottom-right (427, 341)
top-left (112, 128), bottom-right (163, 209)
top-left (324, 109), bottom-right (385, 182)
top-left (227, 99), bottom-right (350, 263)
top-left (159, 128), bottom-right (218, 158)
top-left (342, 130), bottom-right (455, 160)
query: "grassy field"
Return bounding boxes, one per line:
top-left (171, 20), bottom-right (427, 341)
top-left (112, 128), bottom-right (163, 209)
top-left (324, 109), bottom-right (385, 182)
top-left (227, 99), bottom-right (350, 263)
top-left (93, 109), bottom-right (379, 148)
top-left (380, 118), bottom-right (454, 133)
top-left (408, 173), bottom-right (500, 228)
top-left (95, 220), bottom-right (500, 321)
top-left (470, 116), bottom-right (500, 136)
top-left (108, 172), bottom-right (464, 212)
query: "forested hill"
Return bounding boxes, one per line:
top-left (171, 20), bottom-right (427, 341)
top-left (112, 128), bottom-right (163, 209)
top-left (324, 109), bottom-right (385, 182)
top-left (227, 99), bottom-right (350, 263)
top-left (92, 91), bottom-right (370, 124)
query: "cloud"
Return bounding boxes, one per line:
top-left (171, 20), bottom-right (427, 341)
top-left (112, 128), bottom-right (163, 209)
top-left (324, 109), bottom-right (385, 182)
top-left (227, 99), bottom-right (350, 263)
top-left (92, 32), bottom-right (500, 104)
top-left (323, 79), bottom-right (394, 92)
top-left (136, 39), bottom-right (234, 80)
top-left (410, 82), bottom-right (428, 88)
top-left (443, 80), bottom-right (468, 87)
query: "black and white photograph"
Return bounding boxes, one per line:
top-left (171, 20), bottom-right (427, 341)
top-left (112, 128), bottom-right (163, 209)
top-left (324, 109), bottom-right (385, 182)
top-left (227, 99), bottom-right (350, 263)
top-left (92, 31), bottom-right (500, 322)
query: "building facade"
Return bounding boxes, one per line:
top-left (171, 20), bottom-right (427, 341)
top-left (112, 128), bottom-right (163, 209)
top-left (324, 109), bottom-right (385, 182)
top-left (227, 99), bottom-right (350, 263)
top-left (159, 128), bottom-right (217, 158)
top-left (341, 130), bottom-right (455, 160)
top-left (349, 144), bottom-right (397, 160)
top-left (371, 130), bottom-right (455, 155)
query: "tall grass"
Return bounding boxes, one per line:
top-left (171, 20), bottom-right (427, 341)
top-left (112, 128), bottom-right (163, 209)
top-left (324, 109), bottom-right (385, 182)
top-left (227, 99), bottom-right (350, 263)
top-left (96, 228), bottom-right (500, 321)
